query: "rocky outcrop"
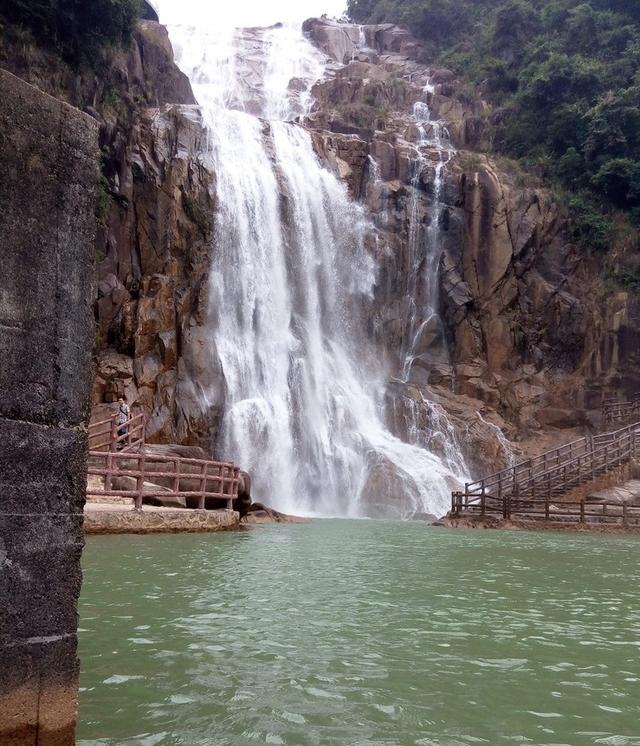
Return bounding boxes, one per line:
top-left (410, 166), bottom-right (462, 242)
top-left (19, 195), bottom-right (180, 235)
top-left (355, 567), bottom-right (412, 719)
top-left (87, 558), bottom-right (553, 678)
top-left (0, 69), bottom-right (97, 745)
top-left (1, 19), bottom-right (222, 450)
top-left (94, 103), bottom-right (223, 447)
top-left (303, 17), bottom-right (640, 475)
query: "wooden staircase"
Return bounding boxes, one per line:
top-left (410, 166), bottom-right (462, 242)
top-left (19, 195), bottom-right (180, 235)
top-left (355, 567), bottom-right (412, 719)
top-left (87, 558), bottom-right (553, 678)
top-left (451, 410), bottom-right (640, 527)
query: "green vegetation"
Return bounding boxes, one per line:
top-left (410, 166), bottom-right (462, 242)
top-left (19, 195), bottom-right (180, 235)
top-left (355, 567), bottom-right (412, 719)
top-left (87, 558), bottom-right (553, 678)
top-left (0, 0), bottom-right (139, 65)
top-left (348, 0), bottom-right (640, 253)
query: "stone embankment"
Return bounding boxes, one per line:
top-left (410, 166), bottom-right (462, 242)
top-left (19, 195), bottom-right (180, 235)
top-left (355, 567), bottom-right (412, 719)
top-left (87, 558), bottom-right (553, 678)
top-left (84, 503), bottom-right (240, 534)
top-left (435, 514), bottom-right (640, 534)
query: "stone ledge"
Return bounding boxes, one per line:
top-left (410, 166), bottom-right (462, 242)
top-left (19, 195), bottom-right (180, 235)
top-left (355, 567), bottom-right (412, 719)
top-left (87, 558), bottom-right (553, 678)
top-left (84, 506), bottom-right (240, 534)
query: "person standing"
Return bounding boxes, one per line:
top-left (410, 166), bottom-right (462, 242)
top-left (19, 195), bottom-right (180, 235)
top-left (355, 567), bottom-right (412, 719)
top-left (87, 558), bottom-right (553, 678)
top-left (115, 396), bottom-right (131, 449)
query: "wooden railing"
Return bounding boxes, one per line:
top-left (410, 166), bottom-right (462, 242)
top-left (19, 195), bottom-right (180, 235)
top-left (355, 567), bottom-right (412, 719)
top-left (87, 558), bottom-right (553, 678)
top-left (451, 421), bottom-right (640, 525)
top-left (87, 412), bottom-right (241, 511)
top-left (88, 411), bottom-right (146, 452)
top-left (603, 396), bottom-right (640, 426)
top-left (87, 449), bottom-right (240, 511)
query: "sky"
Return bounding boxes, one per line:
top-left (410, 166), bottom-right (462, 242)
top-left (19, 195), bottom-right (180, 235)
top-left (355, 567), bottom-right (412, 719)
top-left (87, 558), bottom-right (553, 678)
top-left (154, 0), bottom-right (348, 27)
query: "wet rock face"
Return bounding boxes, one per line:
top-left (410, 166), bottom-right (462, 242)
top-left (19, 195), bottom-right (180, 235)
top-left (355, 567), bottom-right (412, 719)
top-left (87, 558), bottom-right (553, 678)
top-left (88, 23), bottom-right (225, 450)
top-left (94, 102), bottom-right (224, 447)
top-left (0, 69), bottom-right (97, 743)
top-left (304, 17), bottom-right (640, 460)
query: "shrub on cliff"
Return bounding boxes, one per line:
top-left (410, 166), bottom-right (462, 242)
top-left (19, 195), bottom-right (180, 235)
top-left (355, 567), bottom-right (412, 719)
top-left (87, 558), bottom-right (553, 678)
top-left (0, 0), bottom-right (140, 66)
top-left (348, 0), bottom-right (640, 254)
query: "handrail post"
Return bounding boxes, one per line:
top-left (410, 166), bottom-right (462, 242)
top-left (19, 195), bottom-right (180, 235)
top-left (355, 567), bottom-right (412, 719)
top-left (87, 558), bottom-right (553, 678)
top-left (105, 450), bottom-right (113, 493)
top-left (227, 466), bottom-right (234, 511)
top-left (580, 500), bottom-right (585, 524)
top-left (135, 451), bottom-right (145, 511)
top-left (199, 462), bottom-right (207, 510)
top-left (481, 486), bottom-right (486, 517)
top-left (174, 459), bottom-right (181, 494)
top-left (109, 416), bottom-right (117, 453)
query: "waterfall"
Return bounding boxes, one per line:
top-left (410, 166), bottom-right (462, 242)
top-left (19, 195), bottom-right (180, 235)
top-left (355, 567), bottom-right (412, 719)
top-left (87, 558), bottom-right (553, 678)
top-left (163, 16), bottom-right (465, 518)
top-left (401, 95), bottom-right (454, 382)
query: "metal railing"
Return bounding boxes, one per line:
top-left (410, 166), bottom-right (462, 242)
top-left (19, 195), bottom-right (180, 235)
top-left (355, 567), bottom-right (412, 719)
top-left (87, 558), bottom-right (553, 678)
top-left (87, 412), bottom-right (241, 511)
top-left (451, 421), bottom-right (640, 524)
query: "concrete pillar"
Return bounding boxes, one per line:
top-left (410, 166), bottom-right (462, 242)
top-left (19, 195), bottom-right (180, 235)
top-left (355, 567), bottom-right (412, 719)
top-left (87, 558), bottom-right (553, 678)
top-left (0, 69), bottom-right (98, 744)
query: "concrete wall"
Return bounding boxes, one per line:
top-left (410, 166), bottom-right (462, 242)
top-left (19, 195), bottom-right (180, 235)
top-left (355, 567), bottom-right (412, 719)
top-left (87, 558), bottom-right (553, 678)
top-left (0, 69), bottom-right (98, 744)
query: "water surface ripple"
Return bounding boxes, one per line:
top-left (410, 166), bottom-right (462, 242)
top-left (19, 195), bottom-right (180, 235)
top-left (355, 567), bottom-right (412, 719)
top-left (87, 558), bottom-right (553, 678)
top-left (78, 521), bottom-right (640, 745)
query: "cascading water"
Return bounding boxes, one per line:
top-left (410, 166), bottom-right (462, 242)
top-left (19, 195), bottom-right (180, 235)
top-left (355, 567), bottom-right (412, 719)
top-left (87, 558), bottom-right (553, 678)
top-left (162, 14), bottom-right (465, 518)
top-left (401, 94), bottom-right (454, 382)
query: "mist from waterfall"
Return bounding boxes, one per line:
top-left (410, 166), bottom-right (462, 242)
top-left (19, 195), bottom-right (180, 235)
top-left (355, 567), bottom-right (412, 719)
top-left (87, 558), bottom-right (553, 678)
top-left (163, 17), bottom-right (465, 517)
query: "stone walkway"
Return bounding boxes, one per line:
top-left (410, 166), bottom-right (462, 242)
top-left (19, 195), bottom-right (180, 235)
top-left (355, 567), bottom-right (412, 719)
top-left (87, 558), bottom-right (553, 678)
top-left (84, 499), bottom-right (239, 534)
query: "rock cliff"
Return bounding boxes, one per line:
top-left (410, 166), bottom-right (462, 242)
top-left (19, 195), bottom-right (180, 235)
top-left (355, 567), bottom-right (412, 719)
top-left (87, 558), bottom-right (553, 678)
top-left (5, 14), bottom-right (638, 480)
top-left (302, 18), bottom-right (640, 473)
top-left (1, 19), bottom-right (223, 450)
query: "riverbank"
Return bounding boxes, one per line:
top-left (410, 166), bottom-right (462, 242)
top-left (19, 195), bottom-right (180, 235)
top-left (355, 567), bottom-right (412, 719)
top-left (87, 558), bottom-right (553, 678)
top-left (83, 499), bottom-right (309, 534)
top-left (436, 514), bottom-right (640, 534)
top-left (84, 503), bottom-right (240, 534)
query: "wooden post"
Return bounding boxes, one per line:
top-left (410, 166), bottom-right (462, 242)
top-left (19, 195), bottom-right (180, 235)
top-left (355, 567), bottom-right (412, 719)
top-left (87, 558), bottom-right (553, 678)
top-left (135, 451), bottom-right (145, 511)
top-left (227, 467), bottom-right (234, 511)
top-left (109, 416), bottom-right (117, 452)
top-left (545, 497), bottom-right (549, 520)
top-left (198, 462), bottom-right (207, 510)
top-left (580, 501), bottom-right (585, 523)
top-left (173, 459), bottom-right (181, 493)
top-left (105, 450), bottom-right (113, 492)
top-left (623, 503), bottom-right (628, 526)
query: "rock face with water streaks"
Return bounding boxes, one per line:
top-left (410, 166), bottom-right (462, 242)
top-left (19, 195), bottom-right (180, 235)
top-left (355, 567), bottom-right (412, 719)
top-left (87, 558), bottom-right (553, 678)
top-left (0, 19), bottom-right (223, 452)
top-left (303, 18), bottom-right (640, 471)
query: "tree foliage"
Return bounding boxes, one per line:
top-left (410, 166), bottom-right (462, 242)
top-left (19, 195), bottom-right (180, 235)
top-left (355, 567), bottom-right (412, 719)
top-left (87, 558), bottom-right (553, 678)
top-left (0, 0), bottom-right (140, 65)
top-left (348, 0), bottom-right (640, 250)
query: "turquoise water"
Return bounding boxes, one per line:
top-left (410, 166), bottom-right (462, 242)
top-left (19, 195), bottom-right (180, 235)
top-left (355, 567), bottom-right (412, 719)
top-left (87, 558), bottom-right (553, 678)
top-left (78, 521), bottom-right (640, 745)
